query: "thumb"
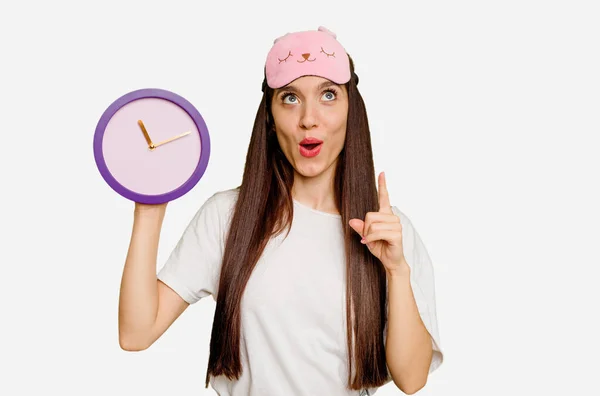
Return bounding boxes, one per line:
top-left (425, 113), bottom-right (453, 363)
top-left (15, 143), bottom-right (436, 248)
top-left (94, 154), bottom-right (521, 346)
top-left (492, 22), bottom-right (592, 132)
top-left (348, 219), bottom-right (364, 237)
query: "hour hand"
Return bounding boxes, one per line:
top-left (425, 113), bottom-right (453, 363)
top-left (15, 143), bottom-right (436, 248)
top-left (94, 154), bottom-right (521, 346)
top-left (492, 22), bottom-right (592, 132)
top-left (137, 120), bottom-right (155, 149)
top-left (154, 131), bottom-right (191, 148)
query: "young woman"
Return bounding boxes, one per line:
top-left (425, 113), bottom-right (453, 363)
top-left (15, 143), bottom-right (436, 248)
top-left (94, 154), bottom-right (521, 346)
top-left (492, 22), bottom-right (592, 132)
top-left (118, 26), bottom-right (444, 396)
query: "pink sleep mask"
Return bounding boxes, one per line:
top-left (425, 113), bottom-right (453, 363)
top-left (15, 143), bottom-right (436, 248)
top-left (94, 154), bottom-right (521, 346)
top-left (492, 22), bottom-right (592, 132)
top-left (263, 26), bottom-right (355, 91)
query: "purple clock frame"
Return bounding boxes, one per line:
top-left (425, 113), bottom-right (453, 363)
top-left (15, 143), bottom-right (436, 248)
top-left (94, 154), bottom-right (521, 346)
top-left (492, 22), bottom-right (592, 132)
top-left (93, 88), bottom-right (210, 204)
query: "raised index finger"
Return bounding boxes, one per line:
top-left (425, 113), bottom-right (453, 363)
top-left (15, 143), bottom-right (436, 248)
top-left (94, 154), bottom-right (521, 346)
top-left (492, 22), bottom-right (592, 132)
top-left (378, 171), bottom-right (392, 213)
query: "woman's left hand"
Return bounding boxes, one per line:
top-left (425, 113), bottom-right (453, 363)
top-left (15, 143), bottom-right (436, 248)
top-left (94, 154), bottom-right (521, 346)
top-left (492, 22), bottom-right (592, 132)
top-left (349, 172), bottom-right (409, 275)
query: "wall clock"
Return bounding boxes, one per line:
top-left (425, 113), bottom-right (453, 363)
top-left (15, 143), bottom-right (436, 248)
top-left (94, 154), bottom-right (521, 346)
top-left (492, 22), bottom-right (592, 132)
top-left (93, 88), bottom-right (210, 204)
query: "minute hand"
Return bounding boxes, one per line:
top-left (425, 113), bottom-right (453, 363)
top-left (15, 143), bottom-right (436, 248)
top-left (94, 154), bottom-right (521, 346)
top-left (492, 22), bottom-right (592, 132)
top-left (154, 131), bottom-right (191, 148)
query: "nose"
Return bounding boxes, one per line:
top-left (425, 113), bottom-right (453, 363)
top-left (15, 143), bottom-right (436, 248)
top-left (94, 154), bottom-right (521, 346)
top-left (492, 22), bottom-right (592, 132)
top-left (302, 53), bottom-right (310, 60)
top-left (299, 101), bottom-right (318, 130)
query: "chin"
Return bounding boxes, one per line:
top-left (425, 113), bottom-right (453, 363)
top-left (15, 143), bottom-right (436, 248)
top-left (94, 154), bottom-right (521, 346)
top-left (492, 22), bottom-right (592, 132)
top-left (293, 158), bottom-right (334, 178)
top-left (295, 166), bottom-right (323, 178)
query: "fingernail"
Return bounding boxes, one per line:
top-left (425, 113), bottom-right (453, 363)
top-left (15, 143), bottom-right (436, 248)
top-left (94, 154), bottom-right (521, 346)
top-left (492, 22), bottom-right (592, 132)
top-left (360, 238), bottom-right (366, 243)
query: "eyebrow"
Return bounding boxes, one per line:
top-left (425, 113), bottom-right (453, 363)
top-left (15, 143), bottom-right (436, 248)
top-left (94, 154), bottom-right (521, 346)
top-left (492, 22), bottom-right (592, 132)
top-left (275, 80), bottom-right (340, 94)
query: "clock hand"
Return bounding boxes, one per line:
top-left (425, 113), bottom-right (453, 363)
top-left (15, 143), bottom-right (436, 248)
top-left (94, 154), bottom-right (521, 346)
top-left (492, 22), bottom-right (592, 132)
top-left (137, 120), bottom-right (155, 149)
top-left (154, 131), bottom-right (191, 148)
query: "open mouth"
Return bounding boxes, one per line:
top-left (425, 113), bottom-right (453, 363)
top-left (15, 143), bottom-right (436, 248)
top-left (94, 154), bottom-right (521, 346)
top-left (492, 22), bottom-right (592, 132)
top-left (300, 143), bottom-right (321, 150)
top-left (299, 139), bottom-right (323, 158)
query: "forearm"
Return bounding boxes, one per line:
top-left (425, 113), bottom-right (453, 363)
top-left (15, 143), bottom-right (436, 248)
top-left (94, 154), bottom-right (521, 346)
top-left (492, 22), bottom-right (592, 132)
top-left (385, 263), bottom-right (433, 394)
top-left (118, 204), bottom-right (166, 349)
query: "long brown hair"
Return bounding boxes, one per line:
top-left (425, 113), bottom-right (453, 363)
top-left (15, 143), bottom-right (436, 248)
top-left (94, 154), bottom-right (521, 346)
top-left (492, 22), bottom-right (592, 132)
top-left (204, 55), bottom-right (390, 390)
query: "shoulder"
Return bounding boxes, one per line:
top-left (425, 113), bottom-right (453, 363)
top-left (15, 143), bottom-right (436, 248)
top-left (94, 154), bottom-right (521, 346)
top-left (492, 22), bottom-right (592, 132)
top-left (206, 186), bottom-right (240, 212)
top-left (179, 187), bottom-right (240, 247)
top-left (196, 187), bottom-right (240, 228)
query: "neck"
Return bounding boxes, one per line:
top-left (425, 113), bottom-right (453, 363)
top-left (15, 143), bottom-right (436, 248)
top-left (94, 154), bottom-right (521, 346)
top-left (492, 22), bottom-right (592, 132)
top-left (291, 159), bottom-right (339, 215)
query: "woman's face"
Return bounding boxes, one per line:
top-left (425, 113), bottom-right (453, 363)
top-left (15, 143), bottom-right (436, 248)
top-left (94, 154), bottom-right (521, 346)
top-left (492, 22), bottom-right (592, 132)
top-left (271, 76), bottom-right (349, 179)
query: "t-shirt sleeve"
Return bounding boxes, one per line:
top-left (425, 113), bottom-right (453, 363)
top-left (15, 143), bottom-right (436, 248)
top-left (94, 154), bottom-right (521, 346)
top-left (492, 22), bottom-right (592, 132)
top-left (157, 193), bottom-right (225, 305)
top-left (390, 206), bottom-right (445, 374)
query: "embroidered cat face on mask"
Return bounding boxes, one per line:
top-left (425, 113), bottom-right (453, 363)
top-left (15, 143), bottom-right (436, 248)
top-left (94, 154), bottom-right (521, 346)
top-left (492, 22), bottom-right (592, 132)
top-left (264, 26), bottom-right (351, 89)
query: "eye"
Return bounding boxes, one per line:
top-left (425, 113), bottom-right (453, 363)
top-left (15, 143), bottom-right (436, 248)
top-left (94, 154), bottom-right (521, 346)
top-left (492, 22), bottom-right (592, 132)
top-left (281, 92), bottom-right (297, 104)
top-left (320, 47), bottom-right (335, 58)
top-left (278, 51), bottom-right (293, 63)
top-left (322, 89), bottom-right (337, 101)
top-left (279, 88), bottom-right (338, 104)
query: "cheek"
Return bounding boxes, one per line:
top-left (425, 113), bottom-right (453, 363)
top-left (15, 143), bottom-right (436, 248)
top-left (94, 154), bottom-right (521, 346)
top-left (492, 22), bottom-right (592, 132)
top-left (330, 107), bottom-right (348, 130)
top-left (331, 129), bottom-right (347, 151)
top-left (275, 130), bottom-right (295, 152)
top-left (330, 117), bottom-right (348, 146)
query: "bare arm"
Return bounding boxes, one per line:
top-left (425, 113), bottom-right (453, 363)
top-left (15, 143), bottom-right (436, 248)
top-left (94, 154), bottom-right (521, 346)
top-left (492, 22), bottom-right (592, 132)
top-left (385, 264), bottom-right (433, 394)
top-left (118, 202), bottom-right (189, 351)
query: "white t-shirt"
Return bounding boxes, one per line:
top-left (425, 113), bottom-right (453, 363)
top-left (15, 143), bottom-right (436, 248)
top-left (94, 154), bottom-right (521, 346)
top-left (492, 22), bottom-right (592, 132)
top-left (157, 188), bottom-right (443, 395)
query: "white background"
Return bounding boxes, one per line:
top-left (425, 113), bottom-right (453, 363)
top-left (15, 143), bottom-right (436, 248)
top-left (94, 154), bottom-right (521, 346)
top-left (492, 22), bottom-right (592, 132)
top-left (1, 0), bottom-right (599, 395)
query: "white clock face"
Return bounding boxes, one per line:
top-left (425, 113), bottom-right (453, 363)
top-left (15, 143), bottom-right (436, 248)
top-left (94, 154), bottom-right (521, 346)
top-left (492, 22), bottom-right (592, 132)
top-left (102, 97), bottom-right (202, 196)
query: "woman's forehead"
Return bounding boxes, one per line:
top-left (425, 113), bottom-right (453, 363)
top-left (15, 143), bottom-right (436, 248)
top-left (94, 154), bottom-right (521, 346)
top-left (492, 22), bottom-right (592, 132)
top-left (275, 76), bottom-right (344, 94)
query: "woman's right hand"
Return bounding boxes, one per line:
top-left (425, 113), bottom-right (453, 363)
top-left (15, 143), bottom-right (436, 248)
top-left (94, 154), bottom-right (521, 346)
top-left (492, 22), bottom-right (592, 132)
top-left (134, 201), bottom-right (168, 216)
